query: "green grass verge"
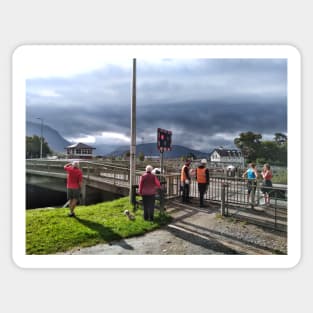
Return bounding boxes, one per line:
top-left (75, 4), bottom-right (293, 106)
top-left (26, 196), bottom-right (172, 255)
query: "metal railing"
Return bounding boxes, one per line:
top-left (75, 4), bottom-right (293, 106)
top-left (219, 179), bottom-right (287, 230)
top-left (157, 173), bottom-right (287, 230)
top-left (26, 160), bottom-right (287, 229)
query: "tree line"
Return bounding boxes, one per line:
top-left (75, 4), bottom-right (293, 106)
top-left (234, 132), bottom-right (287, 166)
top-left (26, 135), bottom-right (52, 158)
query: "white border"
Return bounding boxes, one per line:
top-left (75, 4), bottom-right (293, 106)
top-left (12, 45), bottom-right (301, 268)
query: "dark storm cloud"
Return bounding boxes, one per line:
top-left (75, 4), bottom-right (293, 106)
top-left (26, 58), bottom-right (287, 150)
top-left (26, 65), bottom-right (133, 139)
top-left (136, 97), bottom-right (287, 151)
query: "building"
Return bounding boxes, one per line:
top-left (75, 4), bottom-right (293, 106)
top-left (210, 148), bottom-right (244, 166)
top-left (65, 143), bottom-right (96, 159)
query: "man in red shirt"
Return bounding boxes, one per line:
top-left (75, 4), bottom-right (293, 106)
top-left (64, 161), bottom-right (83, 217)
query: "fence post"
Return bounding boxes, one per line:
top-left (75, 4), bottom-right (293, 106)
top-left (81, 182), bottom-right (87, 205)
top-left (251, 180), bottom-right (256, 209)
top-left (274, 190), bottom-right (277, 229)
top-left (168, 176), bottom-right (173, 197)
top-left (131, 185), bottom-right (138, 211)
top-left (256, 180), bottom-right (260, 205)
top-left (159, 188), bottom-right (165, 214)
top-left (221, 182), bottom-right (226, 216)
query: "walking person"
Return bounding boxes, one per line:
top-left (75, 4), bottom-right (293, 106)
top-left (139, 165), bottom-right (161, 221)
top-left (195, 159), bottom-right (210, 207)
top-left (242, 162), bottom-right (258, 204)
top-left (261, 163), bottom-right (273, 206)
top-left (64, 160), bottom-right (83, 217)
top-left (181, 159), bottom-right (191, 203)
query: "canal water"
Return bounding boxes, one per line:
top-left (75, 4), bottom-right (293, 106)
top-left (26, 184), bottom-right (68, 209)
top-left (26, 184), bottom-right (123, 209)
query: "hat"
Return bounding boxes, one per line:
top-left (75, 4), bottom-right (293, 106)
top-left (72, 160), bottom-right (79, 167)
top-left (145, 165), bottom-right (153, 173)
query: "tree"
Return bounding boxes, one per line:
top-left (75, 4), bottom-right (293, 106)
top-left (26, 135), bottom-right (52, 158)
top-left (274, 133), bottom-right (287, 145)
top-left (234, 131), bottom-right (262, 163)
top-left (138, 152), bottom-right (145, 162)
top-left (258, 141), bottom-right (279, 163)
top-left (186, 152), bottom-right (196, 160)
top-left (123, 150), bottom-right (130, 160)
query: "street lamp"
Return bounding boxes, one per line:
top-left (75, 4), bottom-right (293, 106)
top-left (36, 117), bottom-right (43, 159)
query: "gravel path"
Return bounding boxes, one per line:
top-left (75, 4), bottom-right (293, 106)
top-left (62, 199), bottom-right (287, 255)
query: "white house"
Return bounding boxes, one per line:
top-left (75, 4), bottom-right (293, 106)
top-left (210, 148), bottom-right (244, 166)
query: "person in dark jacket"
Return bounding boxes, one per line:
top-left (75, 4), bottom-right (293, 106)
top-left (195, 159), bottom-right (210, 207)
top-left (139, 165), bottom-right (161, 221)
top-left (181, 160), bottom-right (191, 203)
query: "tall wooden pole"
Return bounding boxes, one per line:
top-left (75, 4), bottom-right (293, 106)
top-left (130, 58), bottom-right (136, 203)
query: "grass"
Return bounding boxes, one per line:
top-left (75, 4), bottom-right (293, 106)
top-left (272, 167), bottom-right (287, 184)
top-left (26, 196), bottom-right (172, 255)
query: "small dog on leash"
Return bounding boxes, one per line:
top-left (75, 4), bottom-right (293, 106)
top-left (124, 209), bottom-right (135, 220)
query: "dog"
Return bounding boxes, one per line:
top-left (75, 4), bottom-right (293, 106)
top-left (124, 209), bottom-right (135, 220)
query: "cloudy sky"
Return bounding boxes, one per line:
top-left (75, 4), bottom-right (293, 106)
top-left (25, 46), bottom-right (287, 152)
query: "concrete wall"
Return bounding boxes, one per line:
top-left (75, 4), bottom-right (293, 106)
top-left (26, 172), bottom-right (126, 208)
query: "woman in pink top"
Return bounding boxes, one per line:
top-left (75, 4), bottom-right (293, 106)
top-left (139, 165), bottom-right (161, 221)
top-left (261, 163), bottom-right (273, 206)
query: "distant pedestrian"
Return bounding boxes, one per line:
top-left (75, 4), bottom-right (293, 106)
top-left (139, 165), bottom-right (161, 221)
top-left (195, 159), bottom-right (210, 207)
top-left (261, 163), bottom-right (273, 206)
top-left (242, 162), bottom-right (258, 204)
top-left (64, 161), bottom-right (83, 217)
top-left (181, 159), bottom-right (191, 203)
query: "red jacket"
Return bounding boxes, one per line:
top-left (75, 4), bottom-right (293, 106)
top-left (139, 172), bottom-right (161, 196)
top-left (64, 165), bottom-right (83, 189)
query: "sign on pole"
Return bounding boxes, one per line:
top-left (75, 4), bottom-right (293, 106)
top-left (157, 128), bottom-right (172, 152)
top-left (157, 128), bottom-right (172, 175)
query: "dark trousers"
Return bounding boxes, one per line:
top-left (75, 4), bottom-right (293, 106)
top-left (142, 195), bottom-right (156, 221)
top-left (182, 183), bottom-right (190, 202)
top-left (198, 183), bottom-right (208, 207)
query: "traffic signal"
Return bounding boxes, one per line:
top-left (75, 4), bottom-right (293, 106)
top-left (157, 128), bottom-right (172, 152)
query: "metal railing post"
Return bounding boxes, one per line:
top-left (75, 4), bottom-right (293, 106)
top-left (221, 182), bottom-right (226, 216)
top-left (274, 190), bottom-right (277, 229)
top-left (250, 179), bottom-right (256, 209)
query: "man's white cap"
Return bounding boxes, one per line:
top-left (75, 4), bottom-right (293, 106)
top-left (72, 160), bottom-right (80, 167)
top-left (201, 159), bottom-right (207, 164)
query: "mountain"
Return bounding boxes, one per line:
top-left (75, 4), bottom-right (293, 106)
top-left (26, 121), bottom-right (71, 153)
top-left (26, 121), bottom-right (122, 155)
top-left (92, 144), bottom-right (123, 156)
top-left (26, 123), bottom-right (208, 158)
top-left (108, 143), bottom-right (209, 159)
